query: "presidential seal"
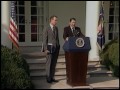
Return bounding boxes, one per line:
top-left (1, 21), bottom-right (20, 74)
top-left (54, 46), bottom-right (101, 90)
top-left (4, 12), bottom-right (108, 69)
top-left (75, 38), bottom-right (85, 47)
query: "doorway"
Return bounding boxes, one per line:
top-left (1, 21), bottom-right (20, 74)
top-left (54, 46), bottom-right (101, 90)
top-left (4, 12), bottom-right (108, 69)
top-left (15, 1), bottom-right (48, 46)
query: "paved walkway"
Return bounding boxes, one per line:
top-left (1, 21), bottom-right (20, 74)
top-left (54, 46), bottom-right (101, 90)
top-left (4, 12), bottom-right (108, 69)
top-left (32, 76), bottom-right (119, 89)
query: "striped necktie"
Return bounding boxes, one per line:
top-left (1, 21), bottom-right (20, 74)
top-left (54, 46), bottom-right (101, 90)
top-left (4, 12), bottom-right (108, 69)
top-left (53, 27), bottom-right (55, 35)
top-left (73, 28), bottom-right (76, 36)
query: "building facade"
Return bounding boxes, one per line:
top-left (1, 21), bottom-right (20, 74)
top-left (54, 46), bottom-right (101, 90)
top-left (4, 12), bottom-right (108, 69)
top-left (1, 1), bottom-right (119, 61)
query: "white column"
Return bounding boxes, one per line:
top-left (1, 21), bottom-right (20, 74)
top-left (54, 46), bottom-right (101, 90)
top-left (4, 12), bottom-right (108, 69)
top-left (1, 1), bottom-right (12, 49)
top-left (85, 1), bottom-right (101, 61)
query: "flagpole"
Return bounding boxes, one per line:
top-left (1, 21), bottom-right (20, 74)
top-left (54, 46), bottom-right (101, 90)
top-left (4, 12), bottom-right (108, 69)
top-left (97, 1), bottom-right (105, 51)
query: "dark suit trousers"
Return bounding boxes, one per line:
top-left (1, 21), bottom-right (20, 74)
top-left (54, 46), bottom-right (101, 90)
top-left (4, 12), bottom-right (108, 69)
top-left (46, 46), bottom-right (60, 80)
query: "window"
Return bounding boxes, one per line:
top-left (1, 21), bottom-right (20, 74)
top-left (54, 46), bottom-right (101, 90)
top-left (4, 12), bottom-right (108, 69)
top-left (31, 1), bottom-right (44, 42)
top-left (108, 1), bottom-right (119, 40)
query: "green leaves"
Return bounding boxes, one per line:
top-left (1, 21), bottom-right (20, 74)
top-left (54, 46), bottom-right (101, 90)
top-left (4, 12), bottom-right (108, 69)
top-left (1, 45), bottom-right (34, 89)
top-left (99, 39), bottom-right (119, 77)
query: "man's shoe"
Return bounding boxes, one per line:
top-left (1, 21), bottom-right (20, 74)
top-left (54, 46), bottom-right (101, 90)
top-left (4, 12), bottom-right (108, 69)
top-left (51, 79), bottom-right (59, 82)
top-left (46, 79), bottom-right (52, 83)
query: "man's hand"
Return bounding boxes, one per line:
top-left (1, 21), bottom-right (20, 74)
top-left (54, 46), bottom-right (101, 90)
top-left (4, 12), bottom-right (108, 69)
top-left (66, 37), bottom-right (69, 41)
top-left (45, 50), bottom-right (50, 55)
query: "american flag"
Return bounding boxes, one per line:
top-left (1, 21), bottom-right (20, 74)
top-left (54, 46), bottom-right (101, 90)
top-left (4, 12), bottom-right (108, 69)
top-left (97, 5), bottom-right (105, 51)
top-left (9, 1), bottom-right (19, 49)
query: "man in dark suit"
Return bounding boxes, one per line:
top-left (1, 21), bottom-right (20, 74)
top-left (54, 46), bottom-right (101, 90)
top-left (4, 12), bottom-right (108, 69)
top-left (63, 18), bottom-right (84, 41)
top-left (63, 18), bottom-right (85, 83)
top-left (42, 15), bottom-right (60, 83)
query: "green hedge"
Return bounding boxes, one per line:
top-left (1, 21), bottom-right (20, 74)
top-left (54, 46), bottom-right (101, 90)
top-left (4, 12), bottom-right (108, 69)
top-left (99, 39), bottom-right (119, 77)
top-left (1, 45), bottom-right (34, 89)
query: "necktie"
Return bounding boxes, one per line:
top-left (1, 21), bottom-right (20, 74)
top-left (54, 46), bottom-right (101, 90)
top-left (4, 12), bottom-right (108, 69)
top-left (53, 27), bottom-right (55, 35)
top-left (53, 27), bottom-right (58, 46)
top-left (73, 28), bottom-right (76, 36)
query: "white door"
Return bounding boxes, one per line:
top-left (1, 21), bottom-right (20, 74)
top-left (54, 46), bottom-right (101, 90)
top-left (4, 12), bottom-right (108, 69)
top-left (15, 1), bottom-right (48, 46)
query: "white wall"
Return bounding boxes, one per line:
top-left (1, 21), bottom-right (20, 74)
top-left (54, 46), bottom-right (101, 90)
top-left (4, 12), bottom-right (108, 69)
top-left (1, 1), bottom-right (12, 49)
top-left (49, 1), bottom-right (86, 53)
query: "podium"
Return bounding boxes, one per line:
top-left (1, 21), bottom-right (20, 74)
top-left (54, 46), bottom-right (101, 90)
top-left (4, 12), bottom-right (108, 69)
top-left (63, 37), bottom-right (91, 86)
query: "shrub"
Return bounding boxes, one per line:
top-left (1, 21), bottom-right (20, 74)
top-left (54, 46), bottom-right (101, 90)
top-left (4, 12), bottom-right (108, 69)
top-left (108, 42), bottom-right (119, 77)
top-left (1, 45), bottom-right (34, 89)
top-left (99, 39), bottom-right (119, 77)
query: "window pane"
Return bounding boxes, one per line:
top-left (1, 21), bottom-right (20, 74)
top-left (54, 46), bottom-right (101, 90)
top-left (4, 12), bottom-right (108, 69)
top-left (38, 34), bottom-right (43, 41)
top-left (15, 1), bottom-right (17, 5)
top-left (31, 34), bottom-right (37, 42)
top-left (109, 16), bottom-right (114, 23)
top-left (114, 16), bottom-right (119, 23)
top-left (114, 32), bottom-right (119, 39)
top-left (109, 8), bottom-right (114, 15)
top-left (41, 25), bottom-right (44, 32)
top-left (18, 1), bottom-right (24, 5)
top-left (31, 1), bottom-right (37, 6)
top-left (31, 16), bottom-right (37, 24)
top-left (19, 25), bottom-right (25, 33)
top-left (114, 24), bottom-right (119, 32)
top-left (38, 16), bottom-right (44, 25)
top-left (16, 15), bottom-right (18, 23)
top-left (19, 16), bottom-right (25, 23)
top-left (31, 7), bottom-right (37, 15)
top-left (110, 1), bottom-right (115, 7)
top-left (109, 33), bottom-right (113, 40)
top-left (38, 25), bottom-right (43, 34)
top-left (115, 8), bottom-right (119, 15)
top-left (19, 34), bottom-right (25, 42)
top-left (38, 7), bottom-right (44, 15)
top-left (109, 24), bottom-right (114, 32)
top-left (31, 25), bottom-right (37, 33)
top-left (115, 1), bottom-right (119, 6)
top-left (19, 6), bottom-right (24, 14)
top-left (15, 6), bottom-right (18, 14)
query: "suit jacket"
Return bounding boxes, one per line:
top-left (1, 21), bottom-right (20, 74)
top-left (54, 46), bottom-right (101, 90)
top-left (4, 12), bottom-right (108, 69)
top-left (42, 25), bottom-right (60, 52)
top-left (63, 26), bottom-right (85, 40)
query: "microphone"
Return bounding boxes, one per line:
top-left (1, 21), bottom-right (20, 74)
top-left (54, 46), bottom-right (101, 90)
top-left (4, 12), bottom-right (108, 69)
top-left (74, 30), bottom-right (79, 37)
top-left (77, 32), bottom-right (79, 36)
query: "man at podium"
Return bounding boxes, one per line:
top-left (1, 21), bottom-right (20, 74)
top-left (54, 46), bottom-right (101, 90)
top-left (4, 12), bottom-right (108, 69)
top-left (63, 18), bottom-right (85, 41)
top-left (63, 18), bottom-right (91, 86)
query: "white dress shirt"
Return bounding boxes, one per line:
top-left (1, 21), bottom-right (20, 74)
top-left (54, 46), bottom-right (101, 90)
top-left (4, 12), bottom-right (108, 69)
top-left (50, 23), bottom-right (54, 31)
top-left (70, 26), bottom-right (75, 33)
